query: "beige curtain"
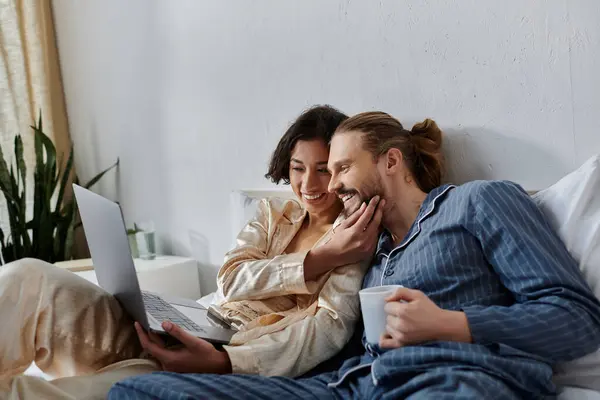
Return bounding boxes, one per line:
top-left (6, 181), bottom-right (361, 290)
top-left (0, 0), bottom-right (71, 234)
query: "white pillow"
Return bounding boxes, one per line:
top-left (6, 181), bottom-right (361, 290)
top-left (229, 191), bottom-right (261, 248)
top-left (532, 154), bottom-right (600, 391)
top-left (533, 155), bottom-right (600, 299)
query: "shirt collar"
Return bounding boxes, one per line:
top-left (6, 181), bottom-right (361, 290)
top-left (376, 184), bottom-right (456, 254)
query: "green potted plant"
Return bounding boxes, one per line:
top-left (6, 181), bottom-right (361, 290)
top-left (126, 223), bottom-right (141, 258)
top-left (0, 114), bottom-right (118, 265)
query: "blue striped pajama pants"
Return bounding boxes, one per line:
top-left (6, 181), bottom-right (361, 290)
top-left (107, 366), bottom-right (520, 400)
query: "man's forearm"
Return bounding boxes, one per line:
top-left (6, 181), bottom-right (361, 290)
top-left (463, 302), bottom-right (600, 362)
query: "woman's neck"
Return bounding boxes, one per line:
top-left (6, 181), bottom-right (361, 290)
top-left (306, 203), bottom-right (342, 231)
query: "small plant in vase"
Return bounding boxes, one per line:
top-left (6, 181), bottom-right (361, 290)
top-left (126, 223), bottom-right (141, 258)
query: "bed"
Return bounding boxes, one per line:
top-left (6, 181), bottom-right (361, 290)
top-left (26, 158), bottom-right (600, 398)
top-left (558, 387), bottom-right (600, 400)
top-left (215, 156), bottom-right (600, 399)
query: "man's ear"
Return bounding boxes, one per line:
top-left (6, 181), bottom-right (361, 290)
top-left (384, 148), bottom-right (403, 175)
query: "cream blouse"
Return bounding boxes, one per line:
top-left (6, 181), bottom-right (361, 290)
top-left (211, 197), bottom-right (369, 377)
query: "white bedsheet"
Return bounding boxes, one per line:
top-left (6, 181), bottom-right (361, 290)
top-left (197, 292), bottom-right (215, 309)
top-left (558, 386), bottom-right (600, 400)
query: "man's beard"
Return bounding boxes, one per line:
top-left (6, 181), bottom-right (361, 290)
top-left (338, 173), bottom-right (384, 219)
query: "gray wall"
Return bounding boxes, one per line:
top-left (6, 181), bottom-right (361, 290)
top-left (52, 0), bottom-right (600, 293)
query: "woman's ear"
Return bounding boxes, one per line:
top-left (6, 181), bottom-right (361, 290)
top-left (385, 148), bottom-right (403, 175)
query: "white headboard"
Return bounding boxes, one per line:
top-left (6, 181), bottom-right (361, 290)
top-left (229, 189), bottom-right (296, 247)
top-left (228, 187), bottom-right (540, 248)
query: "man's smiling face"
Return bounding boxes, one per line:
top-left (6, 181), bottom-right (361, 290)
top-left (327, 130), bottom-right (385, 218)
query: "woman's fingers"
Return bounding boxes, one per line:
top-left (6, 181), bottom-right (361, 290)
top-left (353, 196), bottom-right (380, 232)
top-left (364, 199), bottom-right (385, 237)
top-left (340, 202), bottom-right (366, 228)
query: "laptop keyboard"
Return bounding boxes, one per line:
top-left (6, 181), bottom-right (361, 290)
top-left (142, 291), bottom-right (203, 332)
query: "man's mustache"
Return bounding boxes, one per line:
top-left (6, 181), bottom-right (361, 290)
top-left (335, 187), bottom-right (358, 197)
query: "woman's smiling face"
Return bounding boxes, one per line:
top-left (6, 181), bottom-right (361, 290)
top-left (289, 139), bottom-right (340, 215)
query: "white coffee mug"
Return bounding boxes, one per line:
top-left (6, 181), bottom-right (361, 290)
top-left (359, 285), bottom-right (404, 344)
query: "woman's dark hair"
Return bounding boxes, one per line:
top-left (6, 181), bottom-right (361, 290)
top-left (265, 105), bottom-right (349, 184)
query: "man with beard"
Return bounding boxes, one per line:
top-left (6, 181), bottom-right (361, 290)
top-left (110, 112), bottom-right (600, 399)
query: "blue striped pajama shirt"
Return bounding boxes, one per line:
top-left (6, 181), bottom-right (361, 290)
top-left (109, 180), bottom-right (600, 399)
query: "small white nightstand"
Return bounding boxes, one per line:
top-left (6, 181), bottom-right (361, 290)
top-left (55, 256), bottom-right (202, 300)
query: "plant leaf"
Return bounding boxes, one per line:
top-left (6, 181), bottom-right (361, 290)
top-left (14, 135), bottom-right (26, 188)
top-left (0, 178), bottom-right (18, 204)
top-left (1, 165), bottom-right (19, 207)
top-left (6, 202), bottom-right (21, 259)
top-left (31, 117), bottom-right (44, 255)
top-left (33, 122), bottom-right (43, 175)
top-left (55, 147), bottom-right (75, 214)
top-left (8, 161), bottom-right (30, 252)
top-left (30, 117), bottom-right (60, 260)
top-left (31, 123), bottom-right (58, 193)
top-left (15, 135), bottom-right (28, 248)
top-left (0, 137), bottom-right (13, 194)
top-left (84, 158), bottom-right (119, 189)
top-left (64, 201), bottom-right (78, 260)
top-left (1, 243), bottom-right (16, 265)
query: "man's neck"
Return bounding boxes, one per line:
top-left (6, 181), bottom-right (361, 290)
top-left (383, 183), bottom-right (428, 247)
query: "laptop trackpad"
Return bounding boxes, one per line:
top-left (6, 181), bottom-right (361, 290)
top-left (173, 304), bottom-right (229, 329)
top-left (173, 304), bottom-right (212, 326)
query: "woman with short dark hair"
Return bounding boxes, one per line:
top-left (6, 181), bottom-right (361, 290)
top-left (134, 104), bottom-right (384, 377)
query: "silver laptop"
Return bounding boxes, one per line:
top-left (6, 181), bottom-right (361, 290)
top-left (73, 184), bottom-right (235, 345)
